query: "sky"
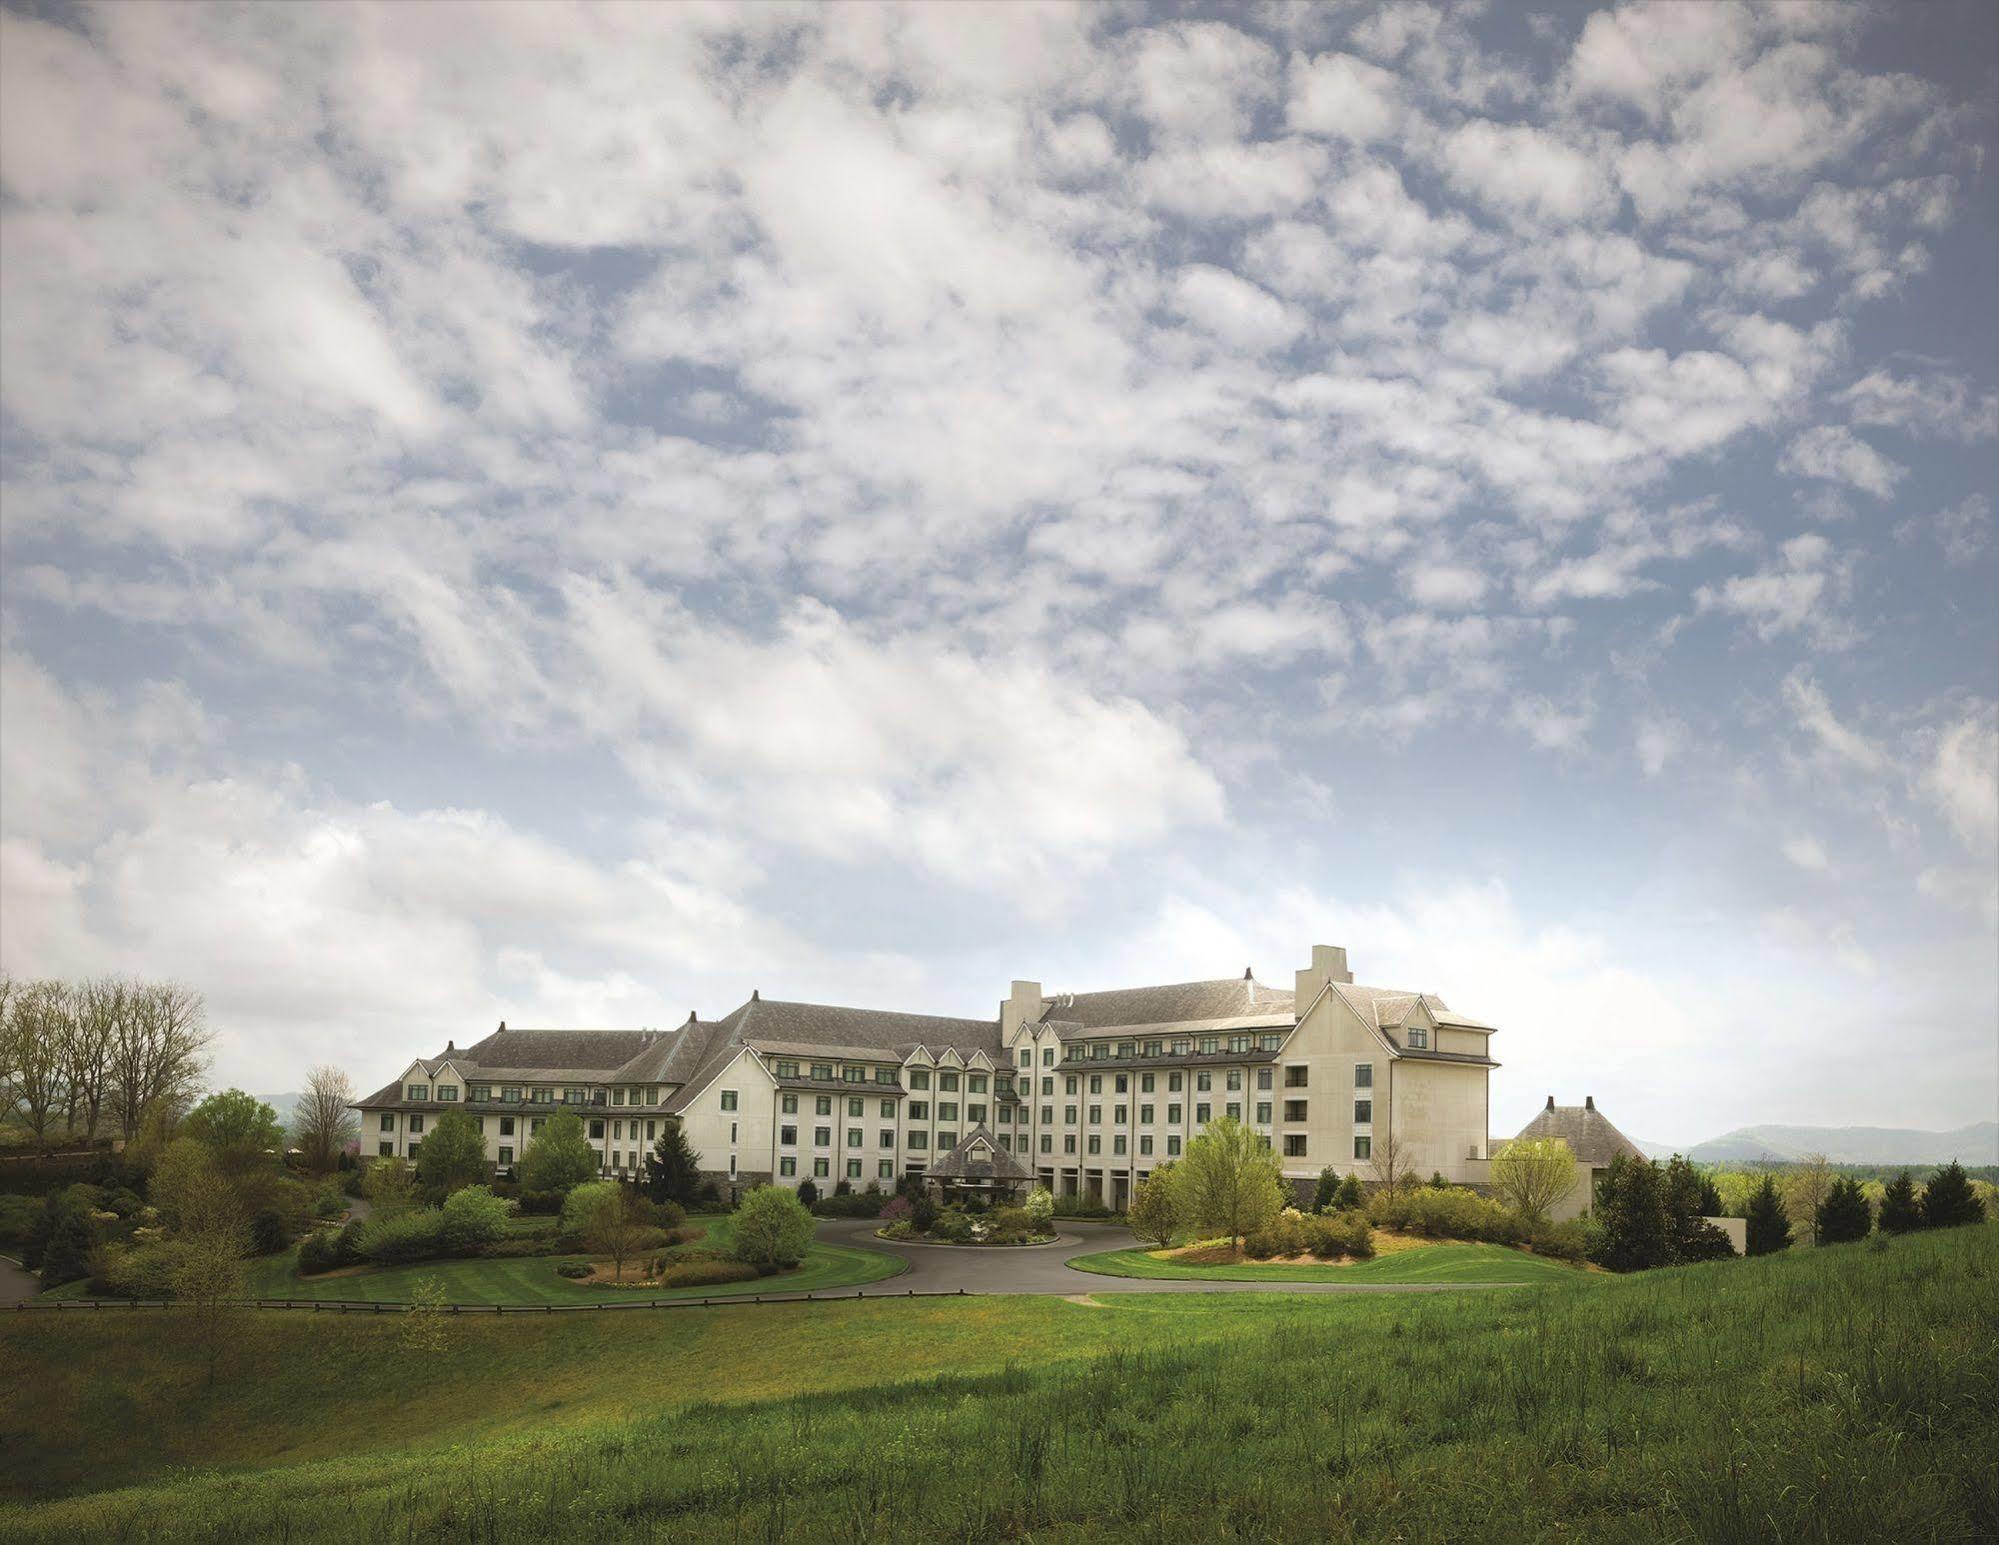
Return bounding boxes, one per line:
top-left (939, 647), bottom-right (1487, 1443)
top-left (1, 0), bottom-right (1994, 1147)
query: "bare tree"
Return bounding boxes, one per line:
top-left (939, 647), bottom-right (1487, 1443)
top-left (293, 1065), bottom-right (358, 1173)
top-left (1367, 1127), bottom-right (1416, 1193)
top-left (1784, 1153), bottom-right (1835, 1246)
top-left (8, 981), bottom-right (71, 1146)
top-left (107, 980), bottom-right (212, 1139)
top-left (62, 978), bottom-right (120, 1139)
top-left (0, 975), bottom-right (17, 1121)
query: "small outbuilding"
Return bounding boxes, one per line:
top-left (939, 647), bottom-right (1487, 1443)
top-left (925, 1125), bottom-right (1034, 1206)
top-left (1512, 1095), bottom-right (1648, 1223)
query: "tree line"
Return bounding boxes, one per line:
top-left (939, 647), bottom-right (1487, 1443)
top-left (0, 977), bottom-right (212, 1146)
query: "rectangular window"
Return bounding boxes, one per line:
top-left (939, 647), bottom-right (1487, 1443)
top-left (776, 1060), bottom-right (799, 1078)
top-left (908, 1068), bottom-right (931, 1090)
top-left (728, 1155), bottom-right (738, 1178)
top-left (1259, 1033), bottom-right (1283, 1051)
top-left (1354, 1063), bottom-right (1373, 1089)
top-left (1408, 1027), bottom-right (1429, 1050)
top-left (1167, 1135), bottom-right (1182, 1157)
top-left (847, 1159), bottom-right (862, 1179)
top-left (1087, 1105), bottom-right (1101, 1124)
top-left (379, 1142), bottom-right (394, 1158)
top-left (1354, 1099), bottom-right (1372, 1124)
top-left (1226, 1102), bottom-right (1241, 1121)
top-left (498, 1145), bottom-right (514, 1166)
top-left (1284, 1134), bottom-right (1309, 1157)
top-left (1286, 1066), bottom-right (1309, 1088)
top-left (968, 1074), bottom-right (987, 1093)
top-left (1090, 1044), bottom-right (1106, 1061)
top-left (909, 1100), bottom-right (929, 1120)
top-left (816, 1096), bottom-right (833, 1116)
top-left (968, 1103), bottom-right (986, 1124)
top-left (590, 1119), bottom-right (605, 1139)
top-left (936, 1130), bottom-right (957, 1150)
top-left (470, 1085), bottom-right (491, 1102)
top-left (1064, 1135), bottom-right (1077, 1153)
top-left (1140, 1072), bottom-right (1154, 1093)
top-left (1226, 1070), bottom-right (1242, 1092)
top-left (781, 1094), bottom-right (798, 1114)
top-left (875, 1066), bottom-right (895, 1084)
top-left (1020, 1048), bottom-right (1032, 1066)
top-left (1168, 1071), bottom-right (1183, 1092)
top-left (939, 1102), bottom-right (959, 1122)
top-left (780, 1157), bottom-right (796, 1177)
top-left (781, 1125), bottom-right (798, 1146)
top-left (409, 1114), bottom-right (425, 1134)
top-left (564, 1087), bottom-right (584, 1104)
top-left (1284, 1100), bottom-right (1307, 1122)
top-left (720, 1090), bottom-right (738, 1111)
top-left (1195, 1103), bottom-right (1210, 1125)
top-left (1040, 1105), bottom-right (1053, 1124)
top-left (407, 1084), bottom-right (428, 1101)
top-left (847, 1128), bottom-right (862, 1148)
top-left (1139, 1104), bottom-right (1153, 1124)
top-left (502, 1086), bottom-right (521, 1103)
top-left (844, 1066), bottom-right (866, 1083)
top-left (612, 1088), bottom-right (625, 1106)
top-left (814, 1126), bottom-right (831, 1146)
top-left (939, 1071), bottom-right (960, 1092)
top-left (879, 1098), bottom-right (895, 1117)
top-left (1256, 1102), bottom-right (1271, 1123)
top-left (1063, 1105), bottom-right (1077, 1124)
top-left (380, 1113), bottom-right (395, 1131)
top-left (1113, 1105), bottom-right (1127, 1125)
top-left (1256, 1068), bottom-right (1272, 1091)
top-left (1229, 1035), bottom-right (1250, 1054)
top-left (880, 1129), bottom-right (894, 1148)
top-left (814, 1158), bottom-right (829, 1178)
top-left (908, 1130), bottom-right (929, 1149)
top-left (500, 1116), bottom-right (515, 1136)
top-left (1112, 1135), bottom-right (1126, 1155)
top-left (812, 1063), bottom-right (834, 1081)
top-left (647, 1120), bottom-right (656, 1140)
top-left (530, 1117), bottom-right (545, 1135)
top-left (1065, 1074), bottom-right (1078, 1095)
top-left (1199, 1037), bottom-right (1219, 1055)
top-left (1042, 1048), bottom-right (1054, 1065)
top-left (1088, 1074), bottom-right (1102, 1095)
top-left (1196, 1071), bottom-right (1212, 1092)
top-left (1040, 1076), bottom-right (1052, 1096)
top-left (1168, 1102), bottom-right (1182, 1124)
top-left (847, 1097), bottom-right (863, 1117)
top-left (611, 1120), bottom-right (622, 1140)
top-left (1139, 1135), bottom-right (1153, 1155)
top-left (879, 1160), bottom-right (894, 1179)
top-left (1040, 1133), bottom-right (1052, 1153)
top-left (1354, 1136), bottom-right (1372, 1160)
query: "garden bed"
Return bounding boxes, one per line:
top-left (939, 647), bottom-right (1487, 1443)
top-left (873, 1228), bottom-right (1059, 1248)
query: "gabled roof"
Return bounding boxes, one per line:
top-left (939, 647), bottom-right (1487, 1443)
top-left (457, 1026), bottom-right (664, 1074)
top-left (926, 1124), bottom-right (1035, 1183)
top-left (1512, 1100), bottom-right (1646, 1166)
top-left (1036, 976), bottom-right (1295, 1030)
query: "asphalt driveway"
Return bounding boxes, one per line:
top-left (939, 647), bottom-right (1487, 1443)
top-left (812, 1218), bottom-right (1519, 1296)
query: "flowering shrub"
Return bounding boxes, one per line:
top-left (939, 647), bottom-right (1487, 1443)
top-left (878, 1196), bottom-right (912, 1224)
top-left (1024, 1187), bottom-right (1055, 1229)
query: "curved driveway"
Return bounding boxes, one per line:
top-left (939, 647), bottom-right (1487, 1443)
top-left (814, 1218), bottom-right (1520, 1296)
top-left (0, 1255), bottom-right (39, 1307)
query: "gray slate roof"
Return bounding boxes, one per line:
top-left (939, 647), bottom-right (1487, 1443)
top-left (1035, 976), bottom-right (1294, 1029)
top-left (926, 1125), bottom-right (1035, 1183)
top-left (1513, 1100), bottom-right (1646, 1165)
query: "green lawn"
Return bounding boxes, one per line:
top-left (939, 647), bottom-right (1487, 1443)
top-left (1068, 1239), bottom-right (1589, 1283)
top-left (2, 1227), bottom-right (1992, 1540)
top-left (42, 1215), bottom-right (904, 1306)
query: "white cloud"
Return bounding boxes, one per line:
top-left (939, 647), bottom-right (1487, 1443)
top-left (1172, 265), bottom-right (1304, 351)
top-left (1441, 118), bottom-right (1616, 223)
top-left (1695, 533), bottom-right (1845, 640)
top-left (1781, 834), bottom-right (1833, 874)
top-left (1778, 425), bottom-right (1905, 498)
top-left (1402, 562), bottom-right (1488, 610)
top-left (1840, 367), bottom-right (1999, 443)
top-left (1635, 717), bottom-right (1685, 778)
top-left (1781, 669), bottom-right (1891, 776)
top-left (1287, 50), bottom-right (1407, 142)
top-left (1510, 695), bottom-right (1593, 754)
top-left (1924, 710), bottom-right (1998, 850)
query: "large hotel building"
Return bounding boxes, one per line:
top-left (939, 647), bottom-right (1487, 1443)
top-left (354, 944), bottom-right (1500, 1207)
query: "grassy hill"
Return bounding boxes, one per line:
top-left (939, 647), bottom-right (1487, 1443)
top-left (1, 1226), bottom-right (1992, 1541)
top-left (1069, 1239), bottom-right (1587, 1283)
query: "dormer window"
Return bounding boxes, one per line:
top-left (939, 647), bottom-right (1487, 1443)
top-left (776, 1060), bottom-right (799, 1078)
top-left (407, 1084), bottom-right (428, 1101)
top-left (810, 1063), bottom-right (833, 1081)
top-left (874, 1067), bottom-right (895, 1084)
top-left (1407, 1027), bottom-right (1429, 1050)
top-left (908, 1068), bottom-right (931, 1090)
top-left (437, 1085), bottom-right (459, 1102)
top-left (1258, 1033), bottom-right (1283, 1051)
top-left (1019, 1048), bottom-right (1031, 1066)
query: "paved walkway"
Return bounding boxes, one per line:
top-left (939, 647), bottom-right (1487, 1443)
top-left (0, 1255), bottom-right (40, 1306)
top-left (812, 1219), bottom-right (1519, 1296)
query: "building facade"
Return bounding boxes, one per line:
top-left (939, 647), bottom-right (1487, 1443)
top-left (352, 942), bottom-right (1501, 1205)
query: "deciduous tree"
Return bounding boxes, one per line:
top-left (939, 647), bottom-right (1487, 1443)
top-left (578, 1184), bottom-right (654, 1281)
top-left (731, 1185), bottom-right (813, 1272)
top-left (416, 1108), bottom-right (488, 1195)
top-left (1365, 1128), bottom-right (1416, 1194)
top-left (292, 1066), bottom-right (358, 1174)
top-left (362, 1155), bottom-right (417, 1220)
top-left (1128, 1163), bottom-right (1179, 1248)
top-left (518, 1110), bottom-right (598, 1194)
top-left (1489, 1136), bottom-right (1578, 1225)
top-left (182, 1089), bottom-right (283, 1176)
top-left (1175, 1118), bottom-right (1284, 1254)
top-left (1784, 1153), bottom-right (1835, 1245)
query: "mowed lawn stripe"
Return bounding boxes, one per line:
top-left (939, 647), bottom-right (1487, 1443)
top-left (1067, 1240), bottom-right (1590, 1283)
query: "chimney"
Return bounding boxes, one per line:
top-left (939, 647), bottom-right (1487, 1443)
top-left (1244, 966), bottom-right (1253, 979)
top-left (446, 1040), bottom-right (454, 1052)
top-left (1006, 980), bottom-right (1046, 1029)
top-left (1585, 1095), bottom-right (1595, 1111)
top-left (1546, 1095), bottom-right (1555, 1110)
top-left (751, 989), bottom-right (760, 1001)
top-left (1294, 944), bottom-right (1354, 1007)
top-left (687, 1010), bottom-right (698, 1024)
top-left (497, 1021), bottom-right (506, 1033)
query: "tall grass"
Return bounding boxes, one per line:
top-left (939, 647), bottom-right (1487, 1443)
top-left (2, 1227), bottom-right (1993, 1542)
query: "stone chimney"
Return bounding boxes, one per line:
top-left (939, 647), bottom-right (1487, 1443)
top-left (497, 1021), bottom-right (506, 1033)
top-left (1585, 1095), bottom-right (1596, 1111)
top-left (1005, 980), bottom-right (1046, 1032)
top-left (1293, 944), bottom-right (1354, 1007)
top-left (1546, 1095), bottom-right (1555, 1110)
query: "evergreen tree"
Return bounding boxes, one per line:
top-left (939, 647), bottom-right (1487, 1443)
top-left (1877, 1171), bottom-right (1923, 1235)
top-left (644, 1119), bottom-right (703, 1207)
top-left (415, 1108), bottom-right (488, 1196)
top-left (1816, 1176), bottom-right (1872, 1244)
top-left (1662, 1154), bottom-right (1734, 1262)
top-left (1333, 1173), bottom-right (1366, 1211)
top-left (795, 1177), bottom-right (819, 1209)
top-left (1592, 1153), bottom-right (1670, 1272)
top-left (1312, 1166), bottom-right (1339, 1212)
top-left (1743, 1175), bottom-right (1791, 1257)
top-left (1919, 1160), bottom-right (1984, 1230)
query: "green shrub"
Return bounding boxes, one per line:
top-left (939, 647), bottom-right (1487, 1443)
top-left (930, 1212), bottom-right (974, 1243)
top-left (94, 1238), bottom-right (202, 1299)
top-left (730, 1185), bottom-right (814, 1271)
top-left (1369, 1186), bottom-right (1526, 1245)
top-left (657, 1258), bottom-right (761, 1288)
top-left (442, 1185), bottom-right (511, 1252)
top-left (358, 1209), bottom-right (450, 1265)
top-left (1528, 1220), bottom-right (1588, 1261)
top-left (809, 1191), bottom-right (883, 1218)
top-left (0, 1193), bottom-right (45, 1251)
top-left (1052, 1195), bottom-right (1112, 1218)
top-left (657, 1200), bottom-right (687, 1232)
top-left (554, 1262), bottom-right (593, 1279)
top-left (517, 1189), bottom-right (565, 1216)
top-left (910, 1195), bottom-right (938, 1232)
top-left (993, 1206), bottom-right (1034, 1236)
top-left (878, 1221), bottom-right (917, 1240)
top-left (297, 1225), bottom-right (363, 1276)
top-left (1024, 1187), bottom-right (1054, 1230)
top-left (1301, 1210), bottom-right (1373, 1259)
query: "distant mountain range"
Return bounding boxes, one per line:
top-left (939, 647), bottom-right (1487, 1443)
top-left (1636, 1123), bottom-right (1998, 1166)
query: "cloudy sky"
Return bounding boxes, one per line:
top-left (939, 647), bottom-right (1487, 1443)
top-left (2, 0), bottom-right (1994, 1145)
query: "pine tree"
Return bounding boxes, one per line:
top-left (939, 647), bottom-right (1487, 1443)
top-left (1313, 1166), bottom-right (1339, 1212)
top-left (1593, 1154), bottom-right (1670, 1272)
top-left (795, 1177), bottom-right (819, 1209)
top-left (1662, 1154), bottom-right (1733, 1262)
top-left (643, 1119), bottom-right (702, 1207)
top-left (1919, 1160), bottom-right (1984, 1230)
top-left (1815, 1176), bottom-right (1871, 1245)
top-left (1333, 1173), bottom-right (1365, 1211)
top-left (1743, 1175), bottom-right (1791, 1257)
top-left (1877, 1171), bottom-right (1923, 1235)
